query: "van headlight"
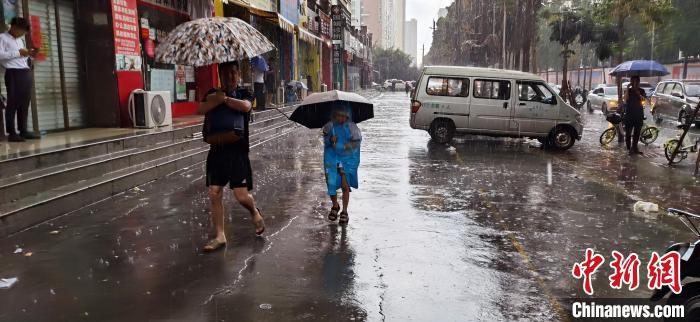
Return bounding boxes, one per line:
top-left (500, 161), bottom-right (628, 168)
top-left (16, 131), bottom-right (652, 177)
top-left (608, 100), bottom-right (618, 108)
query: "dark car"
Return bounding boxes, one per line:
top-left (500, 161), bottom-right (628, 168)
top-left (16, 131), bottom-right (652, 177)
top-left (651, 80), bottom-right (700, 126)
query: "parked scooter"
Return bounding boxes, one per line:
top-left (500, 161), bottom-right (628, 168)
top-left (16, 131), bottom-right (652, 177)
top-left (650, 208), bottom-right (700, 321)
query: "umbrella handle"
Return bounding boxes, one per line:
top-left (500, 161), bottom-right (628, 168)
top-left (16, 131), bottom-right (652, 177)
top-left (272, 106), bottom-right (292, 120)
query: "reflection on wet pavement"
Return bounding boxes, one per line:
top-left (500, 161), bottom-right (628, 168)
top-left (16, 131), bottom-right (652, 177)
top-left (0, 91), bottom-right (698, 321)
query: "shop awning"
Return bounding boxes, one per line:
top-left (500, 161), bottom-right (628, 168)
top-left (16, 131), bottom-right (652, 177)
top-left (297, 27), bottom-right (322, 44)
top-left (278, 15), bottom-right (295, 34)
top-left (223, 0), bottom-right (294, 34)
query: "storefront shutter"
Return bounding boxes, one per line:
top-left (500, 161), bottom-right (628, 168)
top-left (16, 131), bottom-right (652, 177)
top-left (22, 0), bottom-right (84, 131)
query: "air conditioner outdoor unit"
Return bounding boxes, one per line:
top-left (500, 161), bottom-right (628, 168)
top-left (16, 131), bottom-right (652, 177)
top-left (128, 90), bottom-right (172, 129)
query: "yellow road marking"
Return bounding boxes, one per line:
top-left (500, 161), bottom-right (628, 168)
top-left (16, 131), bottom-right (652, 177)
top-left (478, 189), bottom-right (571, 322)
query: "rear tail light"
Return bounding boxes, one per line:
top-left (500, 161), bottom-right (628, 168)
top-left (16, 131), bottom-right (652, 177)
top-left (411, 100), bottom-right (422, 113)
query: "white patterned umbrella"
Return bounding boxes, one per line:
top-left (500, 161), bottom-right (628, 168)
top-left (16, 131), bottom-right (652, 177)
top-left (155, 17), bottom-right (275, 67)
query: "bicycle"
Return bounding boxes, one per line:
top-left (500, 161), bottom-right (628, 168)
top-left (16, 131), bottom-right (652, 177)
top-left (599, 113), bottom-right (660, 146)
top-left (664, 127), bottom-right (699, 164)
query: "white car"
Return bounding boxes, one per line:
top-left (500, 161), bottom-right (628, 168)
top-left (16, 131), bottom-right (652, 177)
top-left (587, 85), bottom-right (620, 114)
top-left (394, 81), bottom-right (406, 91)
top-left (410, 66), bottom-right (583, 150)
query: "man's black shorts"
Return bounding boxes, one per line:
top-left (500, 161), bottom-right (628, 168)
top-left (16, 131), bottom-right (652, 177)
top-left (205, 145), bottom-right (253, 190)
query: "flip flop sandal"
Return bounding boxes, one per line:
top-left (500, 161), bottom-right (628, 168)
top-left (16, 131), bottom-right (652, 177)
top-left (328, 206), bottom-right (340, 221)
top-left (339, 211), bottom-right (349, 225)
top-left (203, 239), bottom-right (226, 253)
top-left (255, 208), bottom-right (266, 236)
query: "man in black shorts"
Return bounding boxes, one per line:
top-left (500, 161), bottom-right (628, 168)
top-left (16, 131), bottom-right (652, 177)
top-left (198, 62), bottom-right (265, 252)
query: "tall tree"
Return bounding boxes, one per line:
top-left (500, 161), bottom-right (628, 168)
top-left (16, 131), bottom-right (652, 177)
top-left (373, 47), bottom-right (420, 81)
top-left (426, 0), bottom-right (540, 71)
top-left (592, 0), bottom-right (673, 103)
top-left (547, 10), bottom-right (594, 104)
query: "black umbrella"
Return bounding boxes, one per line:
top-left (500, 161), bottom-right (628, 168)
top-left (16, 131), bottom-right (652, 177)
top-left (289, 90), bottom-right (374, 129)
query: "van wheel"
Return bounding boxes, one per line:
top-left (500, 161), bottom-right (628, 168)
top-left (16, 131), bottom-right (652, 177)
top-left (586, 101), bottom-right (593, 113)
top-left (602, 103), bottom-right (608, 115)
top-left (548, 126), bottom-right (575, 151)
top-left (429, 119), bottom-right (455, 144)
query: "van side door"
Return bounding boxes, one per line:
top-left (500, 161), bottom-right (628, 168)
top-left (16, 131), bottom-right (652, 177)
top-left (469, 78), bottom-right (513, 133)
top-left (423, 76), bottom-right (471, 129)
top-left (514, 81), bottom-right (559, 135)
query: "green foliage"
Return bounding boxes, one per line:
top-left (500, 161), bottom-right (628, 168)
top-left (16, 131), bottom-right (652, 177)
top-left (373, 47), bottom-right (420, 81)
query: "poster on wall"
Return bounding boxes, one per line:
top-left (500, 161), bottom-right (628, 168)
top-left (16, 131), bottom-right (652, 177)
top-left (112, 0), bottom-right (142, 71)
top-left (150, 68), bottom-right (175, 101)
top-left (175, 65), bottom-right (186, 101)
top-left (184, 66), bottom-right (195, 82)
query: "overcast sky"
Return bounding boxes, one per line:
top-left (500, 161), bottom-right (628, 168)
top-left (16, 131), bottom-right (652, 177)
top-left (405, 0), bottom-right (453, 65)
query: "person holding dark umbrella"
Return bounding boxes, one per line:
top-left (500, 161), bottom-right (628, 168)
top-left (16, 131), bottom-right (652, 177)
top-left (288, 90), bottom-right (373, 224)
top-left (322, 104), bottom-right (362, 225)
top-left (624, 76), bottom-right (646, 155)
top-left (609, 60), bottom-right (669, 154)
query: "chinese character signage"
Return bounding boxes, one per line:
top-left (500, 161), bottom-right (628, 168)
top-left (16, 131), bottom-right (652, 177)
top-left (332, 44), bottom-right (342, 65)
top-left (319, 11), bottom-right (331, 38)
top-left (112, 0), bottom-right (142, 71)
top-left (331, 5), bottom-right (346, 43)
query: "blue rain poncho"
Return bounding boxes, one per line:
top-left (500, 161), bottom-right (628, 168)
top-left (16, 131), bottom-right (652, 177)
top-left (322, 114), bottom-right (362, 197)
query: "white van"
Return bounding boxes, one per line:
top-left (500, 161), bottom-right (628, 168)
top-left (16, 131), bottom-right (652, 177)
top-left (410, 66), bottom-right (584, 150)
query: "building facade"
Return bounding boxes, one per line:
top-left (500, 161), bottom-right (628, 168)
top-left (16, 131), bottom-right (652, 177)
top-left (361, 0), bottom-right (380, 47)
top-left (404, 18), bottom-right (417, 66)
top-left (0, 0), bottom-right (372, 134)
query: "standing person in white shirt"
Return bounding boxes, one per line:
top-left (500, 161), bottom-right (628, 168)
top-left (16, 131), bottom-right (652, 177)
top-left (251, 56), bottom-right (267, 112)
top-left (0, 17), bottom-right (36, 142)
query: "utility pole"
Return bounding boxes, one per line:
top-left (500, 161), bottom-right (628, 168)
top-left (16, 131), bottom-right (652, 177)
top-left (651, 22), bottom-right (655, 61)
top-left (422, 44), bottom-right (425, 67)
top-left (502, 0), bottom-right (507, 69)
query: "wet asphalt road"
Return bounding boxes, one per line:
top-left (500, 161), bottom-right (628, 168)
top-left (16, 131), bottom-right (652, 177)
top-left (1, 91), bottom-right (700, 322)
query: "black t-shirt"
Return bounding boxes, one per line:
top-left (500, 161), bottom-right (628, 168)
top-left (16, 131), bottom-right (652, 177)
top-left (626, 87), bottom-right (646, 120)
top-left (202, 87), bottom-right (253, 153)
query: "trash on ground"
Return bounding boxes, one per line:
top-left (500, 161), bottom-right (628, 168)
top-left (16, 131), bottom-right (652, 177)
top-left (259, 303), bottom-right (272, 310)
top-left (0, 277), bottom-right (18, 289)
top-left (24, 252), bottom-right (33, 257)
top-left (633, 201), bottom-right (659, 213)
top-left (13, 247), bottom-right (22, 254)
top-left (525, 138), bottom-right (542, 148)
top-left (49, 230), bottom-right (60, 235)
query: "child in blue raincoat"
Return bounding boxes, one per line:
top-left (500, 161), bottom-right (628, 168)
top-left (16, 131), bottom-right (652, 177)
top-left (323, 106), bottom-right (362, 225)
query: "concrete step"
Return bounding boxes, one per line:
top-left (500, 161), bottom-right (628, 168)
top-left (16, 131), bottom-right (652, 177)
top-left (0, 125), bottom-right (203, 181)
top-left (0, 137), bottom-right (205, 204)
top-left (0, 113), bottom-right (300, 237)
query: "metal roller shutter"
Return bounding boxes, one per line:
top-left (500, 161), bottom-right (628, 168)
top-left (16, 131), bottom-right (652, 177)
top-left (22, 0), bottom-right (83, 131)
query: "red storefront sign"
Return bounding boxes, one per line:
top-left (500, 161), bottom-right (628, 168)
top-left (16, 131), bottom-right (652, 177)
top-left (29, 16), bottom-right (46, 61)
top-left (112, 0), bottom-right (141, 71)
